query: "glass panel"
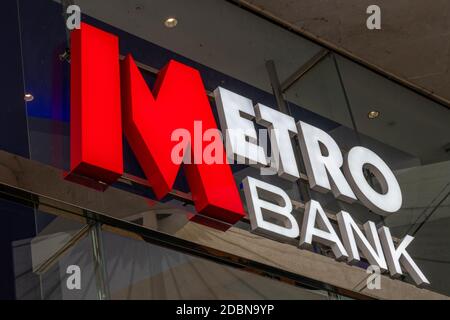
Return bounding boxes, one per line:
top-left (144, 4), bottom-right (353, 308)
top-left (1, 190), bottom-right (343, 300)
top-left (0, 194), bottom-right (101, 300)
top-left (18, 0), bottom-right (71, 170)
top-left (284, 52), bottom-right (450, 294)
top-left (101, 229), bottom-right (330, 300)
top-left (334, 55), bottom-right (450, 295)
top-left (284, 54), bottom-right (356, 130)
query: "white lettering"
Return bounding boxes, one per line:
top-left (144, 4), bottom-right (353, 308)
top-left (297, 121), bottom-right (357, 203)
top-left (300, 200), bottom-right (348, 260)
top-left (214, 87), bottom-right (267, 166)
top-left (379, 226), bottom-right (430, 286)
top-left (242, 176), bottom-right (299, 239)
top-left (344, 146), bottom-right (402, 215)
top-left (255, 104), bottom-right (300, 181)
top-left (337, 211), bottom-right (387, 270)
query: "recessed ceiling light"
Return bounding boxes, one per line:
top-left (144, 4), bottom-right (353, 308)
top-left (164, 17), bottom-right (178, 28)
top-left (24, 93), bottom-right (34, 102)
top-left (368, 110), bottom-right (380, 119)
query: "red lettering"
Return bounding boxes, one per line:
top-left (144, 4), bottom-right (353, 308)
top-left (66, 23), bottom-right (244, 225)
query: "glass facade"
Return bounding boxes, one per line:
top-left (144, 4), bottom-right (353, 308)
top-left (2, 192), bottom-right (336, 300)
top-left (0, 0), bottom-right (448, 299)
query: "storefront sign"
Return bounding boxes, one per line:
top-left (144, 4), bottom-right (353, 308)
top-left (66, 23), bottom-right (429, 286)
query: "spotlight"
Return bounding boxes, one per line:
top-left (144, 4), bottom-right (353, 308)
top-left (24, 93), bottom-right (34, 102)
top-left (164, 17), bottom-right (178, 28)
top-left (368, 110), bottom-right (380, 119)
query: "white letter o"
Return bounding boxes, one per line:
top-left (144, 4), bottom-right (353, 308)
top-left (344, 146), bottom-right (402, 216)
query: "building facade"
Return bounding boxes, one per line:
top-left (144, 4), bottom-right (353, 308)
top-left (0, 0), bottom-right (449, 300)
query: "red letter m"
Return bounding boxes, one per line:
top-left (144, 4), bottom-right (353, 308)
top-left (67, 23), bottom-right (244, 226)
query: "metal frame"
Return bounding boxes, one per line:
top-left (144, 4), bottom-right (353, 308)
top-left (281, 49), bottom-right (329, 93)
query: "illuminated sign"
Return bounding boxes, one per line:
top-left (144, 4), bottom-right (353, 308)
top-left (67, 23), bottom-right (244, 225)
top-left (66, 23), bottom-right (429, 286)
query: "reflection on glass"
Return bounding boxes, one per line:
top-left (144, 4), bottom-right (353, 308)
top-left (5, 195), bottom-right (337, 300)
top-left (283, 51), bottom-right (450, 295)
top-left (101, 230), bottom-right (330, 300)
